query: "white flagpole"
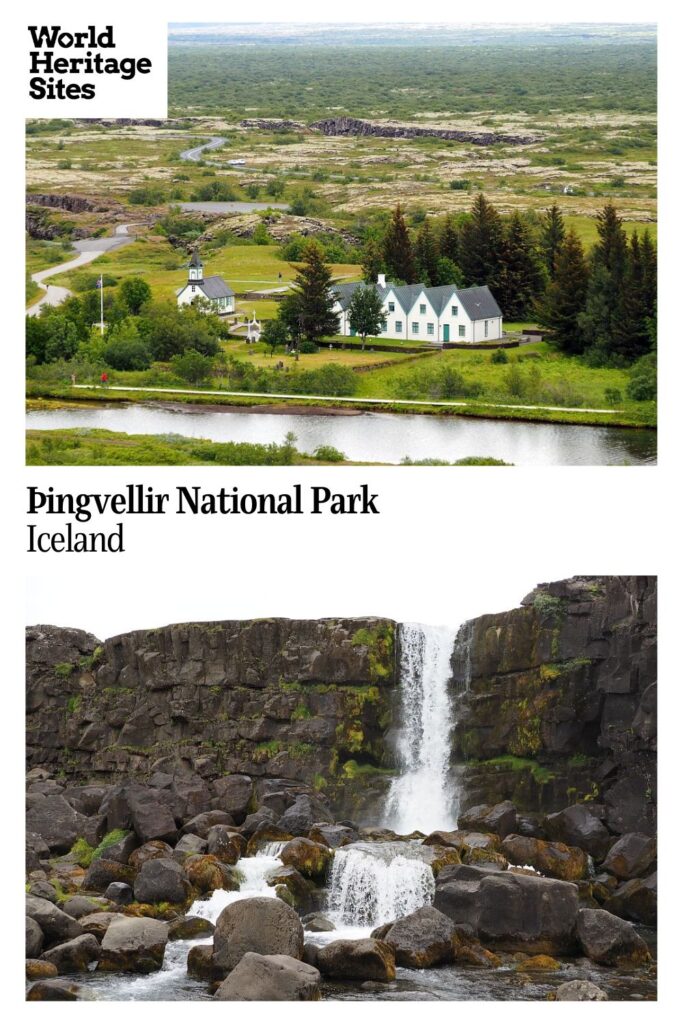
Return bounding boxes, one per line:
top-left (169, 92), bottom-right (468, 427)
top-left (99, 275), bottom-right (104, 335)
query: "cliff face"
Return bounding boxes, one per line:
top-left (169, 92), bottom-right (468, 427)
top-left (452, 576), bottom-right (657, 834)
top-left (26, 618), bottom-right (396, 817)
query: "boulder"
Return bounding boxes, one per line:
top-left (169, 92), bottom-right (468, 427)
top-left (82, 858), bottom-right (134, 893)
top-left (79, 912), bottom-right (123, 941)
top-left (97, 916), bottom-right (169, 973)
top-left (302, 913), bottom-right (335, 933)
top-left (26, 916), bottom-right (44, 957)
top-left (556, 979), bottom-right (608, 1001)
top-left (128, 840), bottom-right (174, 871)
top-left (26, 896), bottom-right (82, 944)
top-left (212, 775), bottom-right (254, 821)
top-left (501, 834), bottom-right (588, 881)
top-left (308, 823), bottom-right (357, 848)
top-left (458, 801), bottom-right (517, 839)
top-left (601, 833), bottom-right (657, 880)
top-left (133, 857), bottom-right (189, 904)
top-left (434, 869), bottom-right (579, 954)
top-left (41, 933), bottom-right (101, 973)
top-left (604, 872), bottom-right (657, 925)
top-left (169, 916), bottom-right (215, 940)
top-left (576, 908), bottom-right (651, 967)
top-left (63, 784), bottom-right (112, 816)
top-left (278, 795), bottom-right (333, 837)
top-left (280, 838), bottom-right (334, 881)
top-left (241, 807), bottom-right (278, 838)
top-left (180, 810), bottom-right (234, 839)
top-left (26, 979), bottom-right (83, 1000)
top-left (246, 824), bottom-right (294, 856)
top-left (214, 952), bottom-right (321, 1001)
top-left (207, 825), bottom-right (245, 865)
top-left (61, 895), bottom-right (109, 919)
top-left (184, 854), bottom-right (232, 893)
top-left (26, 959), bottom-right (58, 980)
top-left (29, 881), bottom-right (58, 903)
top-left (26, 830), bottom-right (50, 873)
top-left (174, 833), bottom-right (207, 858)
top-left (102, 785), bottom-right (177, 844)
top-left (213, 896), bottom-right (304, 973)
top-left (187, 943), bottom-right (216, 980)
top-left (25, 795), bottom-right (90, 853)
top-left (545, 804), bottom-right (612, 861)
top-left (381, 906), bottom-right (456, 968)
top-left (104, 882), bottom-right (133, 905)
top-left (316, 938), bottom-right (395, 982)
top-left (98, 831), bottom-right (138, 865)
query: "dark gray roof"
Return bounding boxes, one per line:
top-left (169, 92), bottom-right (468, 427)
top-left (189, 248), bottom-right (202, 268)
top-left (456, 285), bottom-right (502, 321)
top-left (200, 275), bottom-right (234, 299)
top-left (332, 279), bottom-right (501, 320)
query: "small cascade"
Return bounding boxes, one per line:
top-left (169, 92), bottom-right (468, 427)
top-left (384, 622), bottom-right (458, 834)
top-left (326, 842), bottom-right (435, 929)
top-left (189, 853), bottom-right (282, 923)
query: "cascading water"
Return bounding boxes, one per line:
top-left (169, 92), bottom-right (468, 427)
top-left (326, 842), bottom-right (436, 930)
top-left (190, 847), bottom-right (285, 923)
top-left (384, 622), bottom-right (459, 835)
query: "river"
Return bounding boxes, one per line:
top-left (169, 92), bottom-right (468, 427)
top-left (26, 404), bottom-right (656, 466)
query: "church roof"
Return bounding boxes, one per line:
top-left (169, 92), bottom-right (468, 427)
top-left (200, 275), bottom-right (234, 299)
top-left (189, 249), bottom-right (202, 268)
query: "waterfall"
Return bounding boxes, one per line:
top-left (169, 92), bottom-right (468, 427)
top-left (384, 622), bottom-right (458, 834)
top-left (326, 842), bottom-right (435, 929)
top-left (189, 853), bottom-right (282, 923)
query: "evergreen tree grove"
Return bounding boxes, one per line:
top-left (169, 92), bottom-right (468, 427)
top-left (539, 204), bottom-right (566, 280)
top-left (457, 193), bottom-right (504, 293)
top-left (535, 230), bottom-right (589, 353)
top-left (383, 204), bottom-right (416, 284)
top-left (498, 212), bottom-right (544, 320)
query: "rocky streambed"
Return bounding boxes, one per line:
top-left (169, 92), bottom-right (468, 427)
top-left (26, 773), bottom-right (657, 1001)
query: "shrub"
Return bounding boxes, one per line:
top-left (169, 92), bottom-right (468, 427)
top-left (314, 445), bottom-right (346, 462)
top-left (129, 185), bottom-right (165, 205)
top-left (626, 354), bottom-right (656, 401)
top-left (491, 348), bottom-right (509, 364)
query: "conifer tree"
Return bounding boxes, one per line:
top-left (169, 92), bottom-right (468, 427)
top-left (535, 229), bottom-right (589, 353)
top-left (383, 204), bottom-right (416, 284)
top-left (498, 212), bottom-right (544, 320)
top-left (539, 204), bottom-right (566, 280)
top-left (361, 238), bottom-right (385, 285)
top-left (440, 215), bottom-right (460, 264)
top-left (639, 229), bottom-right (657, 321)
top-left (580, 204), bottom-right (629, 362)
top-left (286, 240), bottom-right (340, 346)
top-left (457, 193), bottom-right (504, 293)
top-left (414, 219), bottom-right (439, 286)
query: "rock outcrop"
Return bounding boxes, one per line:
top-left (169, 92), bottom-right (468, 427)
top-left (309, 116), bottom-right (538, 146)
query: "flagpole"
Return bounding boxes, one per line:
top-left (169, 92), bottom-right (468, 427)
top-left (100, 275), bottom-right (104, 335)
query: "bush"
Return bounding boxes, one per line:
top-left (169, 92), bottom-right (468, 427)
top-left (299, 340), bottom-right (319, 354)
top-left (604, 387), bottom-right (623, 406)
top-left (170, 348), bottom-right (215, 385)
top-left (103, 336), bottom-right (153, 371)
top-left (190, 180), bottom-right (237, 202)
top-left (491, 348), bottom-right (509, 364)
top-left (313, 445), bottom-right (346, 462)
top-left (626, 354), bottom-right (656, 401)
top-left (129, 185), bottom-right (165, 205)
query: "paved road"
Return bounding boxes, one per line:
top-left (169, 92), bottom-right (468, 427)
top-left (27, 225), bottom-right (137, 317)
top-left (179, 137), bottom-right (227, 162)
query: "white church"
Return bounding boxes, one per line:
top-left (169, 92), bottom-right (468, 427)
top-left (332, 275), bottom-right (503, 344)
top-left (176, 249), bottom-right (235, 315)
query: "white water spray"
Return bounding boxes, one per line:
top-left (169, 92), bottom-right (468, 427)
top-left (189, 852), bottom-right (282, 923)
top-left (384, 622), bottom-right (458, 834)
top-left (326, 842), bottom-right (435, 929)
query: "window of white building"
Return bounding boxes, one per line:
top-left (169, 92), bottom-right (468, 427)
top-left (459, 325), bottom-right (465, 337)
top-left (395, 321), bottom-right (403, 333)
top-left (451, 305), bottom-right (458, 316)
top-left (485, 322), bottom-right (489, 338)
top-left (412, 322), bottom-right (419, 334)
top-left (419, 303), bottom-right (427, 315)
top-left (427, 323), bottom-right (434, 336)
top-left (388, 302), bottom-right (395, 312)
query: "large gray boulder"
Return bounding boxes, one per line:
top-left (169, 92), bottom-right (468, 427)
top-left (82, 858), bottom-right (133, 893)
top-left (545, 804), bottom-right (612, 861)
top-left (604, 872), bottom-right (657, 925)
top-left (316, 938), bottom-right (395, 981)
top-left (26, 916), bottom-right (44, 957)
top-left (214, 952), bottom-right (321, 1001)
top-left (133, 857), bottom-right (189, 904)
top-left (602, 833), bottom-right (657, 880)
top-left (212, 775), bottom-right (254, 821)
top-left (40, 933), bottom-right (101, 973)
top-left (101, 784), bottom-right (177, 843)
top-left (97, 916), bottom-right (169, 973)
top-left (434, 868), bottom-right (579, 954)
top-left (556, 980), bottom-right (608, 1001)
top-left (379, 906), bottom-right (456, 968)
top-left (25, 795), bottom-right (90, 853)
top-left (180, 810), bottom-right (235, 839)
top-left (576, 908), bottom-right (651, 967)
top-left (278, 795), bottom-right (333, 836)
top-left (78, 912), bottom-right (123, 941)
top-left (26, 896), bottom-right (82, 944)
top-left (26, 979), bottom-right (84, 1000)
top-left (213, 897), bottom-right (304, 973)
top-left (458, 801), bottom-right (517, 839)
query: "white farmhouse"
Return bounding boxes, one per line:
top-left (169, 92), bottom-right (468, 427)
top-left (333, 275), bottom-right (503, 344)
top-left (176, 249), bottom-right (235, 315)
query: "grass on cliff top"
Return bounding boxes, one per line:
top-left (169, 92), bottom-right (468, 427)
top-left (475, 755), bottom-right (556, 785)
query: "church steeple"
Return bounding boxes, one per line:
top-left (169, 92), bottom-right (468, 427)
top-left (188, 248), bottom-right (204, 285)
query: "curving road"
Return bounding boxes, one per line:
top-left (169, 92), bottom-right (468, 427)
top-left (179, 137), bottom-right (227, 163)
top-left (27, 224), bottom-right (137, 317)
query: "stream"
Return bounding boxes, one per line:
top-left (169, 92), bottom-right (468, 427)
top-left (26, 403), bottom-right (656, 466)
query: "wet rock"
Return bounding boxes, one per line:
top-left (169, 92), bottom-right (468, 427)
top-left (133, 857), bottom-right (189, 904)
top-left (241, 807), bottom-right (278, 838)
top-left (555, 979), bottom-right (608, 1001)
top-left (78, 912), bottom-right (123, 941)
top-left (187, 943), bottom-right (215, 980)
top-left (604, 871), bottom-right (657, 925)
top-left (278, 795), bottom-right (334, 837)
top-left (601, 832), bottom-right (656, 880)
top-left (265, 864), bottom-right (313, 912)
top-left (423, 829), bottom-right (499, 851)
top-left (302, 913), bottom-right (335, 933)
top-left (97, 916), bottom-right (169, 973)
top-left (317, 938), bottom-right (396, 982)
top-left (26, 896), bottom-right (82, 944)
top-left (214, 952), bottom-right (321, 1000)
top-left (501, 834), bottom-right (588, 881)
top-left (207, 825), bottom-right (245, 865)
top-left (26, 916), bottom-right (44, 957)
top-left (26, 959), bottom-right (58, 980)
top-left (213, 896), bottom-right (304, 973)
top-left (435, 870), bottom-right (579, 954)
top-left (180, 810), bottom-right (234, 839)
top-left (26, 979), bottom-right (84, 1000)
top-left (169, 916), bottom-right (215, 940)
top-left (381, 906), bottom-right (456, 968)
top-left (41, 933), bottom-right (101, 973)
top-left (545, 804), bottom-right (612, 861)
top-left (461, 847), bottom-right (507, 870)
top-left (280, 838), bottom-right (334, 881)
top-left (99, 831), bottom-right (138, 865)
top-left (102, 785), bottom-right (177, 844)
top-left (61, 895), bottom-right (109, 919)
top-left (308, 823), bottom-right (358, 848)
top-left (174, 833), bottom-right (207, 859)
top-left (128, 840), bottom-right (174, 871)
top-left (458, 801), bottom-right (517, 838)
top-left (184, 854), bottom-right (232, 893)
top-left (576, 908), bottom-right (651, 967)
top-left (516, 954), bottom-right (560, 970)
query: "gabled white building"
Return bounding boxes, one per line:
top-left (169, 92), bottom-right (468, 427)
top-left (332, 275), bottom-right (503, 344)
top-left (176, 249), bottom-right (235, 315)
